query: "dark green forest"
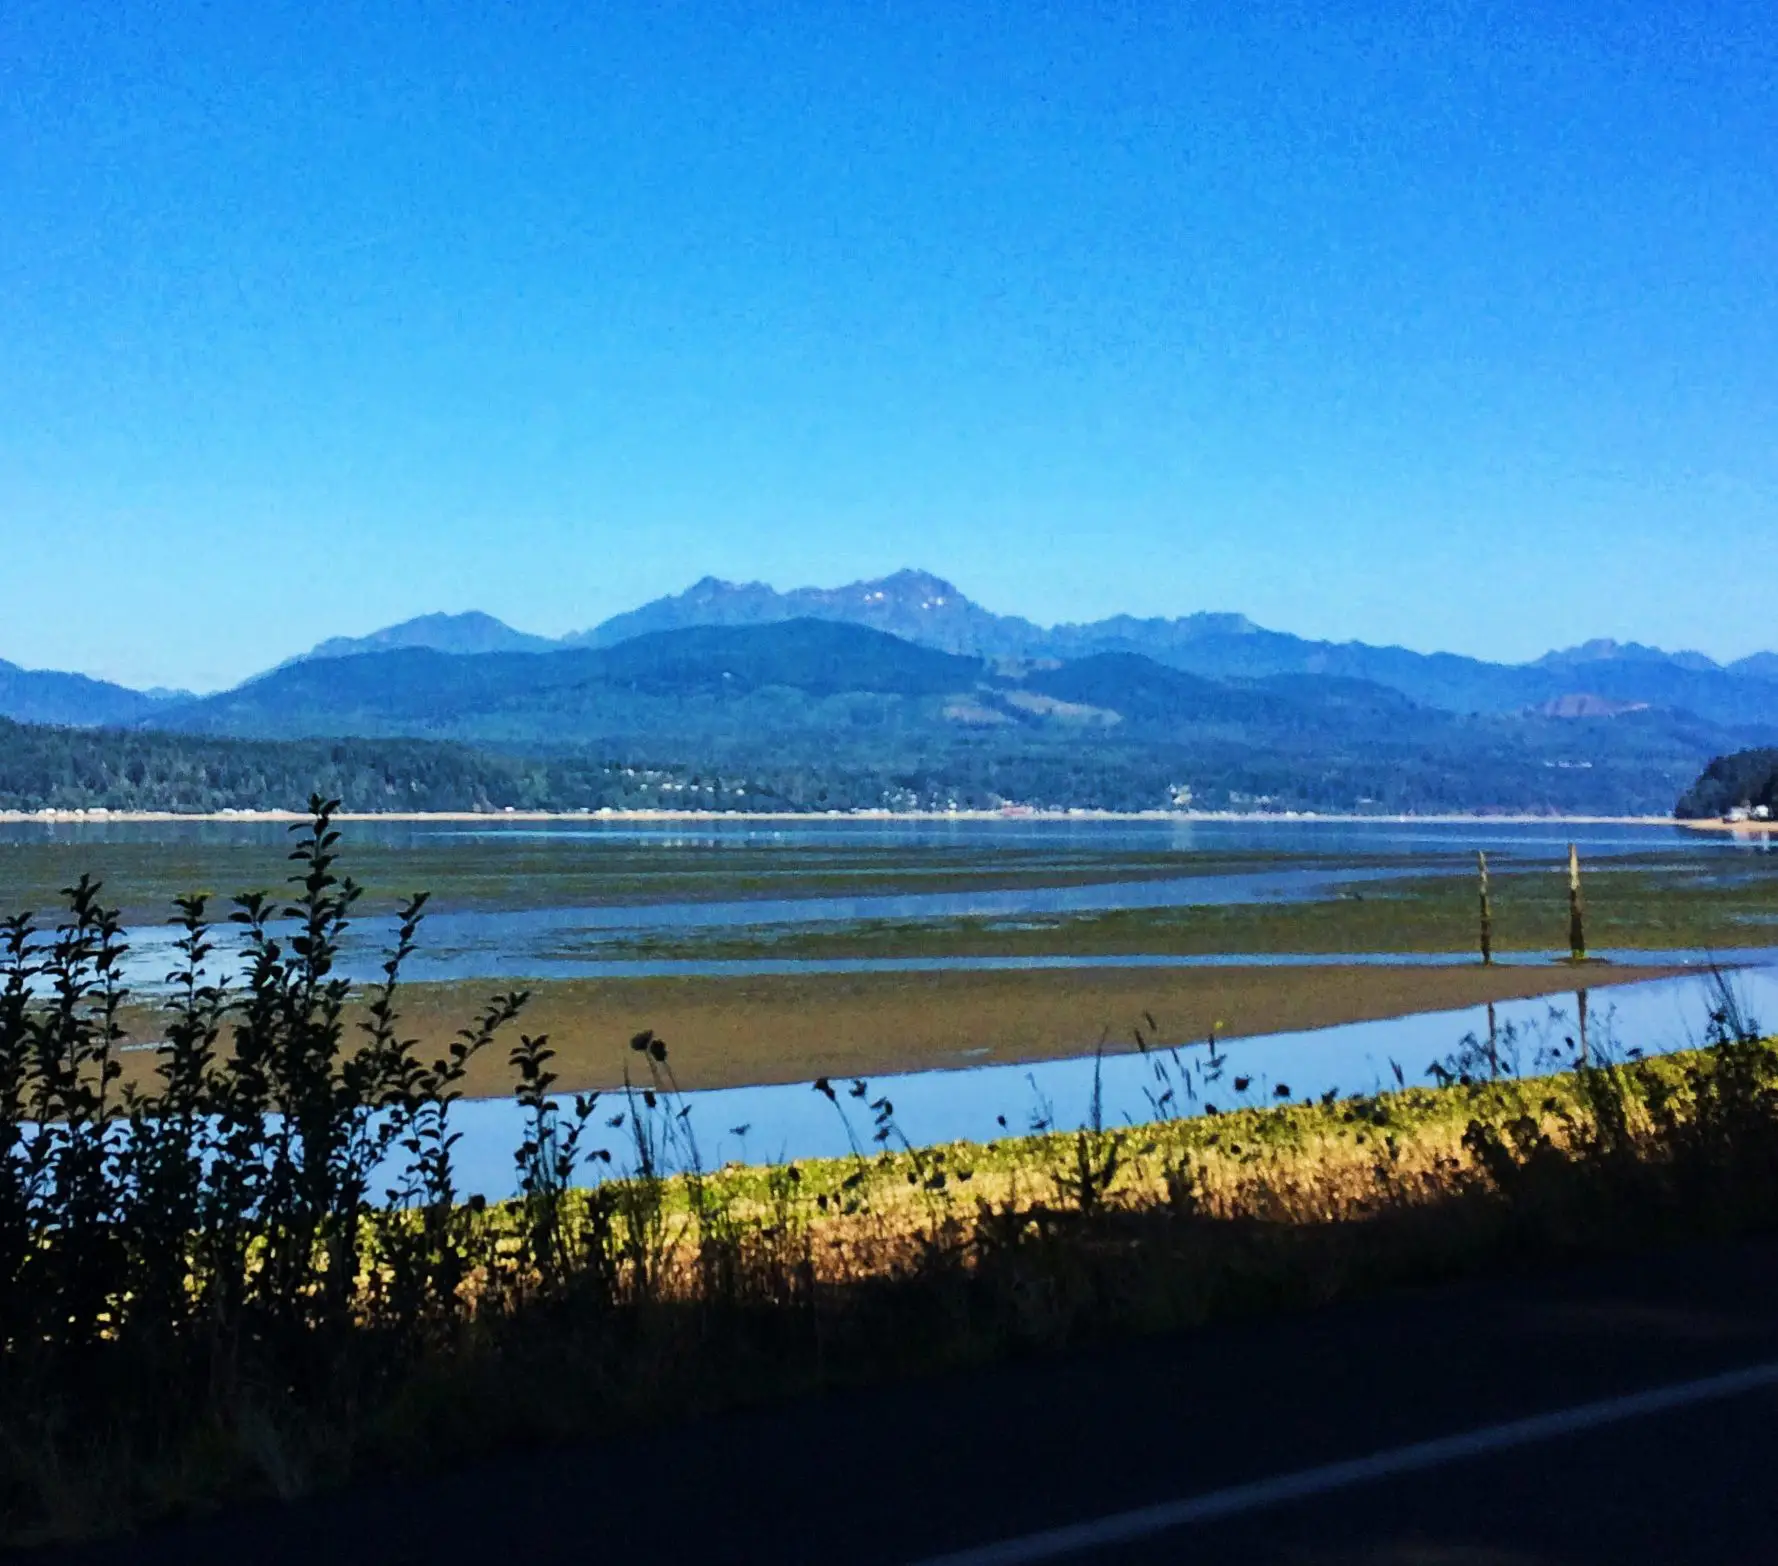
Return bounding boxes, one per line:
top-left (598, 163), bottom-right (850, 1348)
top-left (0, 710), bottom-right (1743, 817)
top-left (1674, 748), bottom-right (1778, 818)
top-left (0, 719), bottom-right (806, 814)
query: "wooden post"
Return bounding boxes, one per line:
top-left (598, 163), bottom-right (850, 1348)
top-left (1486, 999), bottom-right (1499, 1077)
top-left (1567, 843), bottom-right (1586, 963)
top-left (1477, 850), bottom-right (1494, 966)
top-left (1577, 987), bottom-right (1590, 1067)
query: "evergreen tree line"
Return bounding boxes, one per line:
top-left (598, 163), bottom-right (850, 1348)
top-left (0, 714), bottom-right (1726, 817)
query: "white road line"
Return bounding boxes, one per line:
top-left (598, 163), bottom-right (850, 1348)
top-left (907, 1358), bottom-right (1778, 1566)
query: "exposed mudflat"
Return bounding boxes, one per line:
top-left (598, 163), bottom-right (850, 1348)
top-left (264, 961), bottom-right (1687, 1096)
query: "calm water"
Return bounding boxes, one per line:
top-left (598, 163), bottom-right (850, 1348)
top-left (3, 812), bottom-right (1760, 858)
top-left (436, 964), bottom-right (1778, 1199)
top-left (11, 815), bottom-right (1753, 988)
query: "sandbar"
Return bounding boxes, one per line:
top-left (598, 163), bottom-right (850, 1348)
top-left (358, 961), bottom-right (1687, 1097)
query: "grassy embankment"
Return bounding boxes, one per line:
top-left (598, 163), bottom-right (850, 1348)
top-left (5, 808), bottom-right (1775, 1543)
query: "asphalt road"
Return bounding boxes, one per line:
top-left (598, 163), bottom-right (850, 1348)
top-left (39, 1237), bottom-right (1778, 1565)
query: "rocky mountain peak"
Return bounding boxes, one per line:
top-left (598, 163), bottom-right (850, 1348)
top-left (1536, 638), bottom-right (1720, 672)
top-left (853, 569), bottom-right (963, 607)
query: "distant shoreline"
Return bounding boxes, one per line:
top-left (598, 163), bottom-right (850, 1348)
top-left (0, 806), bottom-right (1690, 827)
top-left (1676, 817), bottom-right (1778, 835)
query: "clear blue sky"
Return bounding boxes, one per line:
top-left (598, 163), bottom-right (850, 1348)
top-left (3, 0), bottom-right (1775, 691)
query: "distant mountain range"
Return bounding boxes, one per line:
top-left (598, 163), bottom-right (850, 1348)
top-left (79, 618), bottom-right (1772, 815)
top-left (267, 569), bottom-right (1778, 728)
top-left (298, 610), bottom-right (560, 661)
top-left (4, 570), bottom-right (1778, 814)
top-left (0, 658), bottom-right (181, 729)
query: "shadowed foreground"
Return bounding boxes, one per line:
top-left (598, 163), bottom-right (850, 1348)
top-left (41, 1236), bottom-right (1778, 1565)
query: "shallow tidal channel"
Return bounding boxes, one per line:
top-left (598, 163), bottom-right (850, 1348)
top-left (9, 814), bottom-right (1776, 1199)
top-left (430, 963), bottom-right (1778, 1200)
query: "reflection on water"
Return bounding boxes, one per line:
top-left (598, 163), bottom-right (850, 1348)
top-left (9, 814), bottom-right (1767, 989)
top-left (430, 967), bottom-right (1778, 1200)
top-left (0, 813), bottom-right (1748, 859)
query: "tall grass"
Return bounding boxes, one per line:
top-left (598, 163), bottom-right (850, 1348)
top-left (4, 802), bottom-right (1778, 1543)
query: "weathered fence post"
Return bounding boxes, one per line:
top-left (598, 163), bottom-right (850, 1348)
top-left (1567, 843), bottom-right (1586, 963)
top-left (1477, 850), bottom-right (1494, 966)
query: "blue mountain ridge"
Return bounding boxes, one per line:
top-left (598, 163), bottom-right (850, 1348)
top-left (0, 658), bottom-right (177, 729)
top-left (5, 572), bottom-right (1777, 770)
top-left (259, 569), bottom-right (1778, 729)
top-left (101, 617), bottom-right (1765, 816)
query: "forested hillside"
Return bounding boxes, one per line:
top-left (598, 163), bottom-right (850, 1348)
top-left (0, 706), bottom-right (1748, 817)
top-left (0, 659), bottom-right (172, 728)
top-left (1675, 750), bottom-right (1778, 818)
top-left (0, 719), bottom-right (805, 814)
